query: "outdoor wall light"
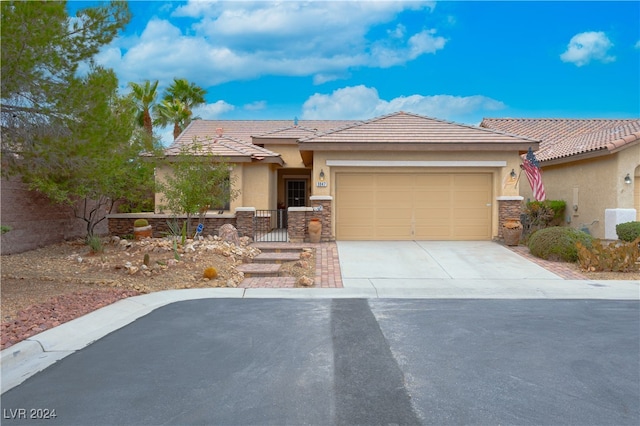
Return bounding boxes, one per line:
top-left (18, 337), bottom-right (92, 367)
top-left (510, 169), bottom-right (517, 179)
top-left (319, 169), bottom-right (325, 182)
top-left (624, 173), bottom-right (632, 184)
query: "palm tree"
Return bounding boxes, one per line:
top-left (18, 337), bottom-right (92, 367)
top-left (162, 78), bottom-right (207, 129)
top-left (153, 99), bottom-right (191, 140)
top-left (128, 80), bottom-right (158, 150)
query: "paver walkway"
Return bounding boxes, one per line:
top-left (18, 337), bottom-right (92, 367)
top-left (506, 245), bottom-right (589, 280)
top-left (238, 242), bottom-right (343, 289)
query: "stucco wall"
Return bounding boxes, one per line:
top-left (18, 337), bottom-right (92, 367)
top-left (1, 175), bottom-right (108, 254)
top-left (273, 145), bottom-right (306, 168)
top-left (534, 146), bottom-right (639, 238)
top-left (240, 163), bottom-right (273, 209)
top-left (156, 163), bottom-right (255, 213)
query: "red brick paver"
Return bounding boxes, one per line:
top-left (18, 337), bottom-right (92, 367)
top-left (239, 242), bottom-right (344, 289)
top-left (506, 245), bottom-right (589, 280)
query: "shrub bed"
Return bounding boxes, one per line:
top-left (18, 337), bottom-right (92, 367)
top-left (528, 226), bottom-right (594, 262)
top-left (616, 221), bottom-right (640, 242)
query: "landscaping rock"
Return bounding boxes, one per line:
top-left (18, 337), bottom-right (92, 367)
top-left (219, 224), bottom-right (240, 246)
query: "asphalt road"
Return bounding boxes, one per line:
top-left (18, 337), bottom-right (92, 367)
top-left (2, 299), bottom-right (639, 425)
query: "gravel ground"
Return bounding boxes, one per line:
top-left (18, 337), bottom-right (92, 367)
top-left (1, 236), bottom-right (316, 350)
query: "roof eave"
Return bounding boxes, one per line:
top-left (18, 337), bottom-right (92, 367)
top-left (299, 142), bottom-right (540, 152)
top-left (163, 154), bottom-right (253, 163)
top-left (253, 156), bottom-right (284, 165)
top-left (541, 137), bottom-right (639, 166)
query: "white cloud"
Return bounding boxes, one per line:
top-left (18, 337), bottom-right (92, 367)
top-left (98, 1), bottom-right (444, 87)
top-left (560, 31), bottom-right (615, 66)
top-left (301, 85), bottom-right (505, 124)
top-left (193, 101), bottom-right (235, 119)
top-left (243, 101), bottom-right (267, 111)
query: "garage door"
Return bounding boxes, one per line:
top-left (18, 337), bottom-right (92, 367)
top-left (336, 173), bottom-right (492, 240)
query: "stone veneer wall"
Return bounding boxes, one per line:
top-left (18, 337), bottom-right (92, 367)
top-left (288, 196), bottom-right (333, 243)
top-left (108, 200), bottom-right (333, 243)
top-left (497, 196), bottom-right (524, 239)
top-left (108, 214), bottom-right (236, 238)
top-left (234, 208), bottom-right (255, 239)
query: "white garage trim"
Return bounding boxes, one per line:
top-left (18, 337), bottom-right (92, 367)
top-left (326, 160), bottom-right (507, 167)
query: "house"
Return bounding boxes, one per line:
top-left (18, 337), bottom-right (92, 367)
top-left (481, 118), bottom-right (640, 239)
top-left (150, 111), bottom-right (540, 242)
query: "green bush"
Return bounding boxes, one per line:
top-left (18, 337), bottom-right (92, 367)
top-left (528, 226), bottom-right (594, 262)
top-left (133, 218), bottom-right (149, 227)
top-left (616, 221), bottom-right (640, 242)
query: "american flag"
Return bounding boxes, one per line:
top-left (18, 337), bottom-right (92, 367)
top-left (521, 147), bottom-right (546, 201)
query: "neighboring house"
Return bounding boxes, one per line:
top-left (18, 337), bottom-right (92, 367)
top-left (481, 118), bottom-right (640, 239)
top-left (156, 111), bottom-right (539, 241)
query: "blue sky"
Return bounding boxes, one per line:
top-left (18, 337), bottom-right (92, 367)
top-left (72, 0), bottom-right (639, 140)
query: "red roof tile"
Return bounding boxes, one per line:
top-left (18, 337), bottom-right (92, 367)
top-left (300, 111), bottom-right (539, 148)
top-left (164, 119), bottom-right (357, 161)
top-left (480, 118), bottom-right (640, 162)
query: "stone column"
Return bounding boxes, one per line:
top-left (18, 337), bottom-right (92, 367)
top-left (234, 207), bottom-right (255, 239)
top-left (288, 207), bottom-right (313, 243)
top-left (309, 195), bottom-right (333, 242)
top-left (496, 196), bottom-right (524, 239)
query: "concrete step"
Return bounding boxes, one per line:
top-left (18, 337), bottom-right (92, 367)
top-left (252, 252), bottom-right (300, 264)
top-left (250, 242), bottom-right (311, 253)
top-left (236, 263), bottom-right (281, 278)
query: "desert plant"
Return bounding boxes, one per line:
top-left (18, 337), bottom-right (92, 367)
top-left (143, 253), bottom-right (150, 267)
top-left (616, 221), bottom-right (640, 242)
top-left (524, 200), bottom-right (566, 232)
top-left (528, 226), bottom-right (594, 262)
top-left (134, 218), bottom-right (149, 227)
top-left (203, 267), bottom-right (218, 279)
top-left (577, 237), bottom-right (640, 272)
top-left (87, 235), bottom-right (104, 253)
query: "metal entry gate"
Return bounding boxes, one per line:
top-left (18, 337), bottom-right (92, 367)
top-left (254, 210), bottom-right (288, 242)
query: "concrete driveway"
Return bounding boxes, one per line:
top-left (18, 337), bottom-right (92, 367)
top-left (336, 241), bottom-right (625, 298)
top-left (337, 241), bottom-right (561, 280)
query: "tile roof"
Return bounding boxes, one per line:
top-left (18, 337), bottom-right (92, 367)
top-left (299, 111), bottom-right (540, 148)
top-left (164, 119), bottom-right (357, 162)
top-left (480, 118), bottom-right (640, 163)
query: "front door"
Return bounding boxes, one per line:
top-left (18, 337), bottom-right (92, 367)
top-left (286, 180), bottom-right (307, 207)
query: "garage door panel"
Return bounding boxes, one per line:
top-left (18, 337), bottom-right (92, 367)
top-left (339, 208), bottom-right (375, 224)
top-left (415, 174), bottom-right (451, 186)
top-left (379, 190), bottom-right (413, 206)
top-left (377, 208), bottom-right (411, 220)
top-left (337, 172), bottom-right (492, 240)
top-left (379, 175), bottom-right (413, 187)
top-left (377, 225), bottom-right (411, 238)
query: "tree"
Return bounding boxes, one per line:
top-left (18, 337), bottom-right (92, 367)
top-left (154, 99), bottom-right (191, 140)
top-left (154, 78), bottom-right (207, 140)
top-left (1, 1), bottom-right (156, 240)
top-left (1, 1), bottom-right (130, 152)
top-left (128, 79), bottom-right (159, 150)
top-left (157, 141), bottom-right (239, 234)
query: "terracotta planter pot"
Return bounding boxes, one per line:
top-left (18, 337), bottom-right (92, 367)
top-left (308, 218), bottom-right (322, 243)
top-left (133, 225), bottom-right (153, 240)
top-left (503, 218), bottom-right (523, 246)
